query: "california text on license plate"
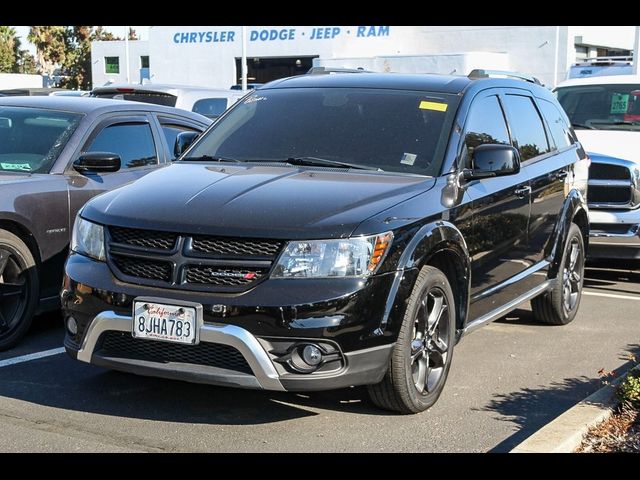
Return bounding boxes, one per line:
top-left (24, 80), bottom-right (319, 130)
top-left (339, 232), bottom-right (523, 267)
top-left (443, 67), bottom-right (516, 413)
top-left (132, 300), bottom-right (200, 345)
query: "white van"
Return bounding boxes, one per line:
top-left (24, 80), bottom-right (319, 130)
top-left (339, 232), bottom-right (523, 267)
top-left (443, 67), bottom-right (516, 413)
top-left (555, 73), bottom-right (640, 260)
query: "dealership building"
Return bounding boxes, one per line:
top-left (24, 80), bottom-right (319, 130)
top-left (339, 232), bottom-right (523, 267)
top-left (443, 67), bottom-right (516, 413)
top-left (91, 26), bottom-right (637, 89)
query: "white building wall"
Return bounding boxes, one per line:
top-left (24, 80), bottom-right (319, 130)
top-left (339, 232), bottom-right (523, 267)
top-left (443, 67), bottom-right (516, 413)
top-left (0, 73), bottom-right (43, 89)
top-left (92, 26), bottom-right (632, 90)
top-left (91, 40), bottom-right (150, 87)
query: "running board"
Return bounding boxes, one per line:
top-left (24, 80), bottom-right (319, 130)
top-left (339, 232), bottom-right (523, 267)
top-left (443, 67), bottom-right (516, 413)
top-left (462, 280), bottom-right (554, 336)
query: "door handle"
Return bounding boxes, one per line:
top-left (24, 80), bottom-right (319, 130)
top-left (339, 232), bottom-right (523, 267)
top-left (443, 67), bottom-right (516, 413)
top-left (514, 186), bottom-right (531, 198)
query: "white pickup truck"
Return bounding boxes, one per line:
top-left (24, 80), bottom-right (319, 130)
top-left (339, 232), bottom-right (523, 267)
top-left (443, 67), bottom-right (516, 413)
top-left (555, 73), bottom-right (640, 260)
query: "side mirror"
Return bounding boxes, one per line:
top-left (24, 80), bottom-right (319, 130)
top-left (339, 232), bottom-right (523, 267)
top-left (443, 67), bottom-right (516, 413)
top-left (174, 131), bottom-right (199, 158)
top-left (73, 152), bottom-right (121, 174)
top-left (463, 144), bottom-right (520, 180)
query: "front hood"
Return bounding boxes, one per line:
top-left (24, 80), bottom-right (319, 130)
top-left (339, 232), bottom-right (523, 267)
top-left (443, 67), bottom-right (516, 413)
top-left (574, 130), bottom-right (640, 163)
top-left (82, 163), bottom-right (436, 239)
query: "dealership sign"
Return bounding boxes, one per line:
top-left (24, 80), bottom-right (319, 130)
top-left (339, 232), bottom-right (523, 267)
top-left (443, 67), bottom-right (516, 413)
top-left (172, 26), bottom-right (390, 44)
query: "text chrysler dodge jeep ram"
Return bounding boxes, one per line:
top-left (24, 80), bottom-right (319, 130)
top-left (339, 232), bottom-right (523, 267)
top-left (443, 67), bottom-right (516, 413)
top-left (62, 71), bottom-right (589, 413)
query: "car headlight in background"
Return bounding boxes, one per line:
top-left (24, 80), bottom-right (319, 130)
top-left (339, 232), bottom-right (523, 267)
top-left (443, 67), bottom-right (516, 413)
top-left (71, 216), bottom-right (106, 261)
top-left (271, 232), bottom-right (393, 278)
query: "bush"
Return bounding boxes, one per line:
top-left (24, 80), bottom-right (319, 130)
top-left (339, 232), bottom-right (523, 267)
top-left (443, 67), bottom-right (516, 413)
top-left (618, 369), bottom-right (640, 407)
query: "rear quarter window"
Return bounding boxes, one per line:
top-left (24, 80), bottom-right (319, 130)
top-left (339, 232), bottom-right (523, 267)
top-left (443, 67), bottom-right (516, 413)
top-left (192, 98), bottom-right (229, 118)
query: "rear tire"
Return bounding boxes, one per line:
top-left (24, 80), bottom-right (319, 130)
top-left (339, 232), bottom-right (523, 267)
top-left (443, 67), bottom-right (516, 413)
top-left (367, 265), bottom-right (456, 414)
top-left (531, 223), bottom-right (584, 325)
top-left (0, 229), bottom-right (39, 351)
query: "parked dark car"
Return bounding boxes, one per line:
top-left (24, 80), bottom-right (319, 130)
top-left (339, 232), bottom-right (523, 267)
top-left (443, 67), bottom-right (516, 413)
top-left (62, 72), bottom-right (589, 413)
top-left (0, 96), bottom-right (211, 350)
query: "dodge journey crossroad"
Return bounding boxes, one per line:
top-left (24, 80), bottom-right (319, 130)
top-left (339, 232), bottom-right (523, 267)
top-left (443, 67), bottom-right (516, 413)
top-left (62, 71), bottom-right (590, 413)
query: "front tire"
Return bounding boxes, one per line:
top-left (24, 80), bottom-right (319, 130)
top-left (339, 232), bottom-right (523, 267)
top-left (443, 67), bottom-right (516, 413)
top-left (0, 229), bottom-right (39, 351)
top-left (368, 265), bottom-right (456, 414)
top-left (531, 222), bottom-right (584, 325)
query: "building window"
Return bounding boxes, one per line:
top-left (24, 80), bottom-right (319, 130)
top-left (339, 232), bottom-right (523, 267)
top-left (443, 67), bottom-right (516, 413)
top-left (140, 56), bottom-right (150, 69)
top-left (105, 57), bottom-right (120, 74)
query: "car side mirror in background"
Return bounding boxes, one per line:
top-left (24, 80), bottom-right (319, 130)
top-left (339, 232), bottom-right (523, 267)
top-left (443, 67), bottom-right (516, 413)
top-left (174, 132), bottom-right (199, 159)
top-left (73, 152), bottom-right (121, 174)
top-left (463, 144), bottom-right (520, 180)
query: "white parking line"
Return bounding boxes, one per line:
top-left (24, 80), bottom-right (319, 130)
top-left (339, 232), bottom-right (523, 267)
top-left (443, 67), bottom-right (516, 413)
top-left (0, 347), bottom-right (65, 368)
top-left (583, 291), bottom-right (640, 301)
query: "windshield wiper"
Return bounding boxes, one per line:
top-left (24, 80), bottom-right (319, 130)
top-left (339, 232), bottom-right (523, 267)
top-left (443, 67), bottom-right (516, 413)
top-left (181, 154), bottom-right (241, 163)
top-left (284, 156), bottom-right (382, 171)
top-left (571, 123), bottom-right (595, 130)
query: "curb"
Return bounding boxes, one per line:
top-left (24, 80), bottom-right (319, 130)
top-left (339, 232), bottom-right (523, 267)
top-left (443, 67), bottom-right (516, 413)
top-left (510, 364), bottom-right (639, 453)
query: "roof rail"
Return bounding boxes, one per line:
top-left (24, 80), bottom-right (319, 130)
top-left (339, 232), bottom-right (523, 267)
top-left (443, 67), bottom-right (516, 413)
top-left (307, 66), bottom-right (372, 75)
top-left (468, 69), bottom-right (543, 86)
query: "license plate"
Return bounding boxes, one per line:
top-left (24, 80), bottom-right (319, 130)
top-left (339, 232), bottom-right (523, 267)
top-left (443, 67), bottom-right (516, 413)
top-left (132, 298), bottom-right (201, 345)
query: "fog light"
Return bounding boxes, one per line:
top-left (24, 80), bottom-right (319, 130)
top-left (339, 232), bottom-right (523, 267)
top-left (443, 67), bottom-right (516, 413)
top-left (66, 316), bottom-right (78, 336)
top-left (302, 344), bottom-right (322, 366)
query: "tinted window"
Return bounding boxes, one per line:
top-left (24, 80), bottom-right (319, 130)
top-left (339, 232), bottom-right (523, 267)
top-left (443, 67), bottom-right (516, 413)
top-left (556, 83), bottom-right (640, 131)
top-left (462, 95), bottom-right (510, 168)
top-left (0, 106), bottom-right (82, 173)
top-left (503, 95), bottom-right (550, 161)
top-left (187, 88), bottom-right (458, 176)
top-left (192, 98), bottom-right (228, 119)
top-left (86, 123), bottom-right (157, 168)
top-left (161, 124), bottom-right (200, 160)
top-left (538, 99), bottom-right (573, 149)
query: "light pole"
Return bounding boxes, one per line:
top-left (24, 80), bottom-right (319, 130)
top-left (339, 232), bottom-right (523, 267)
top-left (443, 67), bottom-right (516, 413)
top-left (633, 26), bottom-right (640, 75)
top-left (124, 25), bottom-right (131, 83)
top-left (241, 26), bottom-right (248, 91)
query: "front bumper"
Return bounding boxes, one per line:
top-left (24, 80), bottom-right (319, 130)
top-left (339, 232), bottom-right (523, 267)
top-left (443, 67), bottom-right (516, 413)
top-left (62, 253), bottom-right (415, 391)
top-left (589, 209), bottom-right (640, 259)
top-left (65, 310), bottom-right (393, 391)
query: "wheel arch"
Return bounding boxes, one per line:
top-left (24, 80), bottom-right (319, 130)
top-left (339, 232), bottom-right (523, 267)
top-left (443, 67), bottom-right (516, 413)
top-left (380, 221), bottom-right (471, 335)
top-left (547, 189), bottom-right (589, 280)
top-left (0, 218), bottom-right (41, 266)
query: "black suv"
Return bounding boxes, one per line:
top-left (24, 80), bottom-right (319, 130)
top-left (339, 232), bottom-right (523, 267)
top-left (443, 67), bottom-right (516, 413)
top-left (62, 71), bottom-right (589, 413)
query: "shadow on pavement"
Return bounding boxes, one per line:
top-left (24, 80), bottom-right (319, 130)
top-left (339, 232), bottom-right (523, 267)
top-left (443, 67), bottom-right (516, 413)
top-left (485, 342), bottom-right (640, 452)
top-left (0, 351), bottom-right (386, 425)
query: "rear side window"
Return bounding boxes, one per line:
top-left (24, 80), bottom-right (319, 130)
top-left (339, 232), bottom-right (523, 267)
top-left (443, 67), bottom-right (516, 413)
top-left (86, 123), bottom-right (158, 169)
top-left (161, 123), bottom-right (200, 160)
top-left (192, 98), bottom-right (228, 119)
top-left (503, 95), bottom-right (551, 161)
top-left (538, 99), bottom-right (573, 149)
top-left (462, 95), bottom-right (510, 168)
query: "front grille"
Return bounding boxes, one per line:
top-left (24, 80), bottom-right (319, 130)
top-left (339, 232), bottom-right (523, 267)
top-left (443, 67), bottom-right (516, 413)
top-left (106, 226), bottom-right (283, 292)
top-left (589, 163), bottom-right (630, 181)
top-left (112, 255), bottom-right (172, 281)
top-left (98, 331), bottom-right (253, 374)
top-left (588, 161), bottom-right (636, 209)
top-left (588, 185), bottom-right (633, 205)
top-left (590, 223), bottom-right (633, 234)
top-left (110, 226), bottom-right (177, 250)
top-left (191, 236), bottom-right (282, 258)
top-left (186, 266), bottom-right (268, 286)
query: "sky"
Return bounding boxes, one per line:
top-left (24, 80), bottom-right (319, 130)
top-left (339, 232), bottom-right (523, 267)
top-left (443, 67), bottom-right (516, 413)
top-left (11, 26), bottom-right (150, 54)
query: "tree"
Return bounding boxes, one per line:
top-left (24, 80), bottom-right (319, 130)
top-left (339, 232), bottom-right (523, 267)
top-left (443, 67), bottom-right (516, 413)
top-left (128, 28), bottom-right (139, 40)
top-left (0, 26), bottom-right (17, 73)
top-left (28, 26), bottom-right (68, 78)
top-left (12, 36), bottom-right (37, 74)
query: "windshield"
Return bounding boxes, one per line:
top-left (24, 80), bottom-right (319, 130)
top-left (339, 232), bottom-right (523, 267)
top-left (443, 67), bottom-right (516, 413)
top-left (556, 83), bottom-right (640, 131)
top-left (0, 106), bottom-right (82, 173)
top-left (185, 88), bottom-right (457, 176)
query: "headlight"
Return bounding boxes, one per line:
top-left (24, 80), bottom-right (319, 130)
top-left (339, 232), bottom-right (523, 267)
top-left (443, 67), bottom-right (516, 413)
top-left (71, 216), bottom-right (106, 261)
top-left (271, 232), bottom-right (393, 278)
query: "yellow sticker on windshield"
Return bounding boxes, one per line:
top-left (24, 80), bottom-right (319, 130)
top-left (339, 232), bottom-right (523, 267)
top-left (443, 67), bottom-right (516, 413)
top-left (419, 101), bottom-right (448, 112)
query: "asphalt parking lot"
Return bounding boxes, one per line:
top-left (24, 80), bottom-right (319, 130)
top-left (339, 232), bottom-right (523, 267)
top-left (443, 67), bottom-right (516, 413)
top-left (0, 260), bottom-right (638, 452)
